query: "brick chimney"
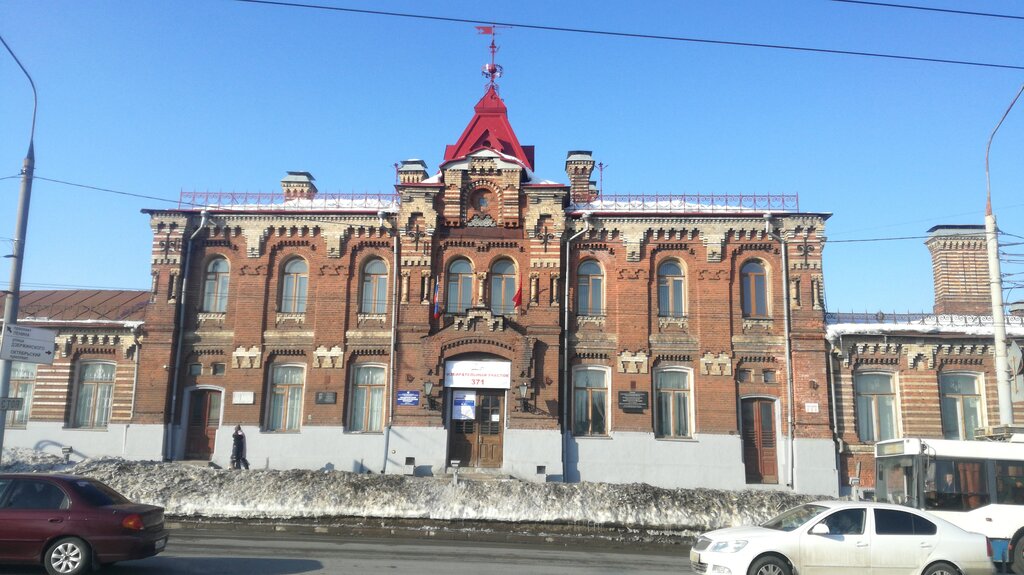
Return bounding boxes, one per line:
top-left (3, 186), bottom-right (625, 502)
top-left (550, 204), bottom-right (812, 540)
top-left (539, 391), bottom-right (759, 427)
top-left (282, 171), bottom-right (317, 201)
top-left (565, 151), bottom-right (596, 204)
top-left (926, 225), bottom-right (990, 315)
top-left (398, 159), bottom-right (429, 184)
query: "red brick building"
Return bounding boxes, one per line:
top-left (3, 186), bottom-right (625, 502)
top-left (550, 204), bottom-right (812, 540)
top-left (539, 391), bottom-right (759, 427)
top-left (828, 225), bottom-right (1024, 494)
top-left (128, 81), bottom-right (836, 493)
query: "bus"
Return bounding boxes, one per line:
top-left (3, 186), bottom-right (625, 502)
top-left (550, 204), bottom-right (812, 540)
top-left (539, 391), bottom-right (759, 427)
top-left (874, 437), bottom-right (1024, 573)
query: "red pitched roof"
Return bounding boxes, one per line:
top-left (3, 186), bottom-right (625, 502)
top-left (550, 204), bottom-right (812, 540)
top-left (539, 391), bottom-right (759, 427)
top-left (442, 86), bottom-right (534, 171)
top-left (0, 290), bottom-right (149, 324)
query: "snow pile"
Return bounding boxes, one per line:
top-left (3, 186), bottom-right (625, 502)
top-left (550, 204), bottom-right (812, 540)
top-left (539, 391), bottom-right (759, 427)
top-left (2, 448), bottom-right (816, 533)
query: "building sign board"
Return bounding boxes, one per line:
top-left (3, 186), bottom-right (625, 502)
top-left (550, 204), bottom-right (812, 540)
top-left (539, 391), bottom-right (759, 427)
top-left (0, 324), bottom-right (57, 365)
top-left (396, 390), bottom-right (420, 407)
top-left (0, 397), bottom-right (24, 411)
top-left (617, 391), bottom-right (649, 412)
top-left (452, 390), bottom-right (476, 420)
top-left (315, 391), bottom-right (337, 405)
top-left (1009, 341), bottom-right (1024, 402)
top-left (444, 360), bottom-right (511, 389)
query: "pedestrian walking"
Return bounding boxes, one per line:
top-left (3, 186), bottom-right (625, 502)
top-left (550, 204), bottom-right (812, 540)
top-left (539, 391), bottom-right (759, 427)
top-left (230, 425), bottom-right (249, 470)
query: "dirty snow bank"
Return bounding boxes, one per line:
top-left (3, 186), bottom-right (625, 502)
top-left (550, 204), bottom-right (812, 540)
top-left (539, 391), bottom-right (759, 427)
top-left (2, 448), bottom-right (817, 533)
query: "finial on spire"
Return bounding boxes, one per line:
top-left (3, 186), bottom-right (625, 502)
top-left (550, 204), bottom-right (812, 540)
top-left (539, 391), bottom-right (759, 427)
top-left (476, 25), bottom-right (507, 89)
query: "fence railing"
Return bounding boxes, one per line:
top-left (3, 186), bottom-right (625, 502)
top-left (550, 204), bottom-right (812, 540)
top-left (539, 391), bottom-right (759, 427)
top-left (574, 193), bottom-right (800, 213)
top-left (826, 311), bottom-right (1024, 327)
top-left (179, 191), bottom-right (399, 210)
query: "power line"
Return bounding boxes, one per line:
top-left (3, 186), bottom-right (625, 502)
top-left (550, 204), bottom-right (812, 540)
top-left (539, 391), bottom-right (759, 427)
top-left (233, 0), bottom-right (1024, 72)
top-left (33, 176), bottom-right (182, 206)
top-left (831, 0), bottom-right (1024, 21)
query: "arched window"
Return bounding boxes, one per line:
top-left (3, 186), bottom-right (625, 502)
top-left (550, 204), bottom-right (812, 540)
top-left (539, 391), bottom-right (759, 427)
top-left (202, 257), bottom-right (230, 313)
top-left (939, 373), bottom-right (983, 440)
top-left (577, 261), bottom-right (604, 316)
top-left (73, 362), bottom-right (116, 428)
top-left (280, 258), bottom-right (308, 313)
top-left (360, 258), bottom-right (388, 314)
top-left (655, 368), bottom-right (692, 438)
top-left (267, 364), bottom-right (304, 432)
top-left (490, 259), bottom-right (517, 315)
top-left (740, 261), bottom-right (768, 318)
top-left (446, 259), bottom-right (474, 314)
top-left (854, 372), bottom-right (897, 442)
top-left (657, 260), bottom-right (685, 318)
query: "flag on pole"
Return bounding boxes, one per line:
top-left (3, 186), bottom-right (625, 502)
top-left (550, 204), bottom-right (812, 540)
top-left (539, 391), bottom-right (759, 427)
top-left (432, 277), bottom-right (442, 319)
top-left (475, 25), bottom-right (494, 35)
top-left (512, 277), bottom-right (523, 311)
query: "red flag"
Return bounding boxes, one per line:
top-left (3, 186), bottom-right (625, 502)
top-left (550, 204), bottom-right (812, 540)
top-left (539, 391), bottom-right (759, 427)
top-left (512, 278), bottom-right (523, 310)
top-left (476, 26), bottom-right (494, 35)
top-left (432, 277), bottom-right (442, 319)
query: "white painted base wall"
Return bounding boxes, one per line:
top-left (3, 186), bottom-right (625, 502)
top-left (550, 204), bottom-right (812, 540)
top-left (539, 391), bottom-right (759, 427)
top-left (794, 437), bottom-right (839, 496)
top-left (2, 423), bottom-right (164, 462)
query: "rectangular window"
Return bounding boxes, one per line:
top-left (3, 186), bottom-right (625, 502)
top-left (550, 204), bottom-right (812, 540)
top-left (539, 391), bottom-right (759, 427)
top-left (655, 370), bottom-right (691, 438)
top-left (573, 368), bottom-right (607, 436)
top-left (6, 362), bottom-right (36, 428)
top-left (939, 373), bottom-right (982, 440)
top-left (189, 363), bottom-right (202, 376)
top-left (212, 363), bottom-right (226, 376)
top-left (736, 369), bottom-right (752, 384)
top-left (995, 460), bottom-right (1024, 505)
top-left (855, 373), bottom-right (897, 443)
top-left (350, 365), bottom-right (385, 432)
top-left (924, 458), bottom-right (991, 511)
top-left (73, 363), bottom-right (115, 428)
top-left (268, 365), bottom-right (304, 431)
top-left (762, 370), bottom-right (777, 384)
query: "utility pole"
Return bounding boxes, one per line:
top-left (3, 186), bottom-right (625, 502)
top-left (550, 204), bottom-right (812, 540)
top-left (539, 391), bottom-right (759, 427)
top-left (985, 83), bottom-right (1024, 427)
top-left (0, 34), bottom-right (38, 464)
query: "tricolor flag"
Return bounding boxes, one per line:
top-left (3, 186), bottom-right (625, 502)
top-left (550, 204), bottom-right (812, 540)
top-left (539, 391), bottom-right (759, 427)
top-left (512, 278), bottom-right (523, 311)
top-left (432, 277), bottom-right (442, 319)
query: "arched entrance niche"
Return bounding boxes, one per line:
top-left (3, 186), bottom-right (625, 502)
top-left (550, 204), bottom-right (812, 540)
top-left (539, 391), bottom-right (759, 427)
top-left (443, 351), bottom-right (512, 469)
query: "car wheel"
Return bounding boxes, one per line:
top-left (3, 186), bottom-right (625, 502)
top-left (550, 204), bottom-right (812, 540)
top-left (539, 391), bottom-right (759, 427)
top-left (747, 555), bottom-right (792, 575)
top-left (922, 561), bottom-right (960, 575)
top-left (43, 537), bottom-right (91, 575)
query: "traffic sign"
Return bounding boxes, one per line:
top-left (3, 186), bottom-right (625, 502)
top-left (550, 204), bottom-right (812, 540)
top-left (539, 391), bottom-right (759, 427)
top-left (0, 324), bottom-right (57, 365)
top-left (0, 397), bottom-right (24, 411)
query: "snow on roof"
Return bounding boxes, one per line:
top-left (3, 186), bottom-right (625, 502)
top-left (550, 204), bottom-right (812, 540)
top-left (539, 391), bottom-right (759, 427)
top-left (826, 314), bottom-right (1024, 343)
top-left (570, 198), bottom-right (768, 214)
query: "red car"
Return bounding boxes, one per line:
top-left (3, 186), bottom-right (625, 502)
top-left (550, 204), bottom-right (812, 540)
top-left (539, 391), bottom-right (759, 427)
top-left (0, 473), bottom-right (168, 575)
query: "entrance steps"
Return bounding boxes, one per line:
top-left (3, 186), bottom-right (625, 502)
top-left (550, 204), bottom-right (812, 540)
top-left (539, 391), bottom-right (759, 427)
top-left (446, 468), bottom-right (516, 482)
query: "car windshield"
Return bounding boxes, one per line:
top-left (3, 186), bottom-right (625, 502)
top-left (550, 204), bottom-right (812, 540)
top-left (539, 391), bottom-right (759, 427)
top-left (69, 479), bottom-right (131, 506)
top-left (761, 504), bottom-right (828, 531)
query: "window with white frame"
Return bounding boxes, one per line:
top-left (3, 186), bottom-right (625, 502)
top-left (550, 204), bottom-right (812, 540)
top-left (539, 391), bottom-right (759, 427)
top-left (202, 257), bottom-right (230, 313)
top-left (446, 259), bottom-right (474, 314)
top-left (360, 258), bottom-right (388, 314)
top-left (280, 258), bottom-right (308, 313)
top-left (490, 259), bottom-right (517, 315)
top-left (267, 364), bottom-right (304, 431)
top-left (657, 260), bottom-right (685, 318)
top-left (939, 373), bottom-right (982, 440)
top-left (573, 367), bottom-right (607, 436)
top-left (349, 364), bottom-right (385, 432)
top-left (854, 372), bottom-right (897, 442)
top-left (655, 368), bottom-right (691, 438)
top-left (576, 261), bottom-right (604, 316)
top-left (6, 361), bottom-right (36, 428)
top-left (73, 362), bottom-right (115, 428)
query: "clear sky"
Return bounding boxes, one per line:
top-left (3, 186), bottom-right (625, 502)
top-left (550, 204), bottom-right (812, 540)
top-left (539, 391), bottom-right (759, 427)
top-left (1, 1), bottom-right (1023, 314)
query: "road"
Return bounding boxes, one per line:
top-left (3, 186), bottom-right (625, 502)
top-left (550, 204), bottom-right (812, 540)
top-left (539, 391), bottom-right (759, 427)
top-left (0, 527), bottom-right (692, 575)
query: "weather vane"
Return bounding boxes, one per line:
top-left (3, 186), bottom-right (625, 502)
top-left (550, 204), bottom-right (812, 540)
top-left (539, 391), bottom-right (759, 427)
top-left (476, 24), bottom-right (508, 89)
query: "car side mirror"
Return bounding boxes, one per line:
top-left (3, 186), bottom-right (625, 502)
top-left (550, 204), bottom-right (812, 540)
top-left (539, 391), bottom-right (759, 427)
top-left (811, 523), bottom-right (831, 535)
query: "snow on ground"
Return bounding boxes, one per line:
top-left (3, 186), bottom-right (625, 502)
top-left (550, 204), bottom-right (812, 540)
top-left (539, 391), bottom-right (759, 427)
top-left (1, 448), bottom-right (817, 534)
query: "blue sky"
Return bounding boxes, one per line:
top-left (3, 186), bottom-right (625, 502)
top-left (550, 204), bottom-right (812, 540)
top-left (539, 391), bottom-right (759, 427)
top-left (1, 1), bottom-right (1023, 313)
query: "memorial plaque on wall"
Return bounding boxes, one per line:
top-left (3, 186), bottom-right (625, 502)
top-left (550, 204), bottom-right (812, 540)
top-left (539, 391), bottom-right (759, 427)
top-left (617, 391), bottom-right (649, 412)
top-left (315, 391), bottom-right (337, 405)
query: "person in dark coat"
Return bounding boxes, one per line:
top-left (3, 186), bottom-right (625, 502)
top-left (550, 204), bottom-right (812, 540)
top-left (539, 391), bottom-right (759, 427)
top-left (230, 425), bottom-right (249, 470)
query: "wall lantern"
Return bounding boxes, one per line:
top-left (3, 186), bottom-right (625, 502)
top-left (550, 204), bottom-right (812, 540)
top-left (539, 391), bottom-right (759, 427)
top-left (518, 381), bottom-right (533, 413)
top-left (422, 380), bottom-right (438, 411)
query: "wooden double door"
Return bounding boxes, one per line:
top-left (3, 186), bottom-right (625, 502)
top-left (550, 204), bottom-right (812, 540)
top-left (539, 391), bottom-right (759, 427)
top-left (742, 397), bottom-right (779, 484)
top-left (448, 390), bottom-right (504, 468)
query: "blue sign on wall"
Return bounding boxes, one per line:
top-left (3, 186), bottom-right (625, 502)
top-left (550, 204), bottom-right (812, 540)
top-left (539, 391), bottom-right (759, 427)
top-left (396, 390), bottom-right (420, 407)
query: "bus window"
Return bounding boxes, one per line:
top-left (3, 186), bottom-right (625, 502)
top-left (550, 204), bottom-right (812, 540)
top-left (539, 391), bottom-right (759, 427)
top-left (876, 456), bottom-right (915, 505)
top-left (995, 460), bottom-right (1024, 505)
top-left (925, 458), bottom-right (990, 511)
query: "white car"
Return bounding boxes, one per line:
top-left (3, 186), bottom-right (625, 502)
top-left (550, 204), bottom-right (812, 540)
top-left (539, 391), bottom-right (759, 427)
top-left (691, 500), bottom-right (993, 575)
